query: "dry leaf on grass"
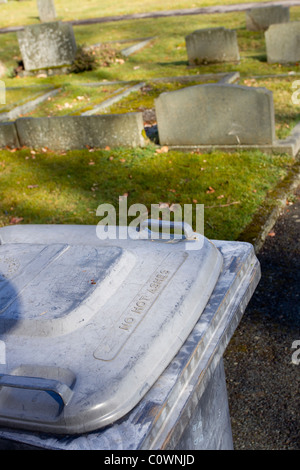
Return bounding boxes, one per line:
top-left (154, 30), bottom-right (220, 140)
top-left (156, 146), bottom-right (169, 154)
top-left (206, 186), bottom-right (215, 194)
top-left (10, 217), bottom-right (23, 224)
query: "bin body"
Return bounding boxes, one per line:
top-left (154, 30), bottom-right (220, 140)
top-left (0, 225), bottom-right (260, 450)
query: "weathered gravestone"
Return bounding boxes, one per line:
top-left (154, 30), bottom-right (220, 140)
top-left (246, 5), bottom-right (290, 31)
top-left (37, 0), bottom-right (56, 22)
top-left (17, 21), bottom-right (77, 71)
top-left (0, 62), bottom-right (6, 78)
top-left (155, 84), bottom-right (275, 146)
top-left (15, 112), bottom-right (146, 150)
top-left (0, 122), bottom-right (20, 148)
top-left (265, 22), bottom-right (300, 64)
top-left (0, 79), bottom-right (5, 103)
top-left (185, 27), bottom-right (240, 65)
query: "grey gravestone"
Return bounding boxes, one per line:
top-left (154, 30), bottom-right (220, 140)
top-left (15, 112), bottom-right (146, 150)
top-left (0, 61), bottom-right (6, 78)
top-left (185, 27), bottom-right (240, 65)
top-left (155, 83), bottom-right (275, 146)
top-left (246, 5), bottom-right (290, 31)
top-left (37, 0), bottom-right (56, 22)
top-left (17, 21), bottom-right (77, 71)
top-left (265, 22), bottom-right (300, 64)
top-left (0, 122), bottom-right (20, 148)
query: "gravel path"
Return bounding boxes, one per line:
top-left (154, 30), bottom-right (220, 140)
top-left (224, 185), bottom-right (300, 450)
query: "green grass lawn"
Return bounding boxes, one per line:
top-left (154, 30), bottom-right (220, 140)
top-left (0, 0), bottom-right (280, 29)
top-left (0, 4), bottom-right (299, 241)
top-left (0, 146), bottom-right (294, 241)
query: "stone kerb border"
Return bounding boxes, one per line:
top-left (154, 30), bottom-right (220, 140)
top-left (0, 87), bottom-right (61, 122)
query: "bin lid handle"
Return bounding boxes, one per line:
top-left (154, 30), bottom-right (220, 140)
top-left (136, 219), bottom-right (196, 242)
top-left (0, 373), bottom-right (73, 406)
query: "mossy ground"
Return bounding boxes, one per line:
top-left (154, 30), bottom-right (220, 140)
top-left (0, 146), bottom-right (294, 241)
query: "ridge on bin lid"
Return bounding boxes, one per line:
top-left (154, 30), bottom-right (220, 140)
top-left (0, 222), bottom-right (223, 434)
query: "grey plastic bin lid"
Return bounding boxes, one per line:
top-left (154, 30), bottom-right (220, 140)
top-left (0, 222), bottom-right (223, 434)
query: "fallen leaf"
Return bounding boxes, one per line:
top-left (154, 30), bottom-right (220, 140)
top-left (88, 161), bottom-right (95, 165)
top-left (206, 186), bottom-right (215, 194)
top-left (192, 199), bottom-right (198, 203)
top-left (268, 231), bottom-right (276, 237)
top-left (156, 146), bottom-right (169, 153)
top-left (9, 217), bottom-right (23, 225)
top-left (27, 185), bottom-right (39, 189)
top-left (119, 158), bottom-right (126, 163)
top-left (217, 194), bottom-right (224, 199)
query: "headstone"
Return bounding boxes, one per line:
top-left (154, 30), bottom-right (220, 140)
top-left (265, 22), bottom-right (300, 64)
top-left (0, 122), bottom-right (20, 148)
top-left (15, 112), bottom-right (147, 150)
top-left (0, 62), bottom-right (6, 78)
top-left (0, 79), bottom-right (5, 104)
top-left (155, 84), bottom-right (275, 146)
top-left (246, 5), bottom-right (290, 31)
top-left (37, 0), bottom-right (56, 22)
top-left (17, 21), bottom-right (77, 71)
top-left (185, 27), bottom-right (240, 65)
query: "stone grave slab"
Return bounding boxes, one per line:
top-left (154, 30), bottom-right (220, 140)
top-left (37, 0), bottom-right (56, 22)
top-left (246, 5), bottom-right (290, 31)
top-left (0, 122), bottom-right (20, 148)
top-left (15, 112), bottom-right (146, 150)
top-left (17, 21), bottom-right (77, 71)
top-left (155, 83), bottom-right (275, 146)
top-left (185, 27), bottom-right (240, 65)
top-left (265, 22), bottom-right (300, 64)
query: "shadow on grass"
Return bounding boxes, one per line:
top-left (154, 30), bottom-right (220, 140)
top-left (1, 145), bottom-right (294, 243)
top-left (156, 60), bottom-right (188, 67)
top-left (252, 54), bottom-right (267, 63)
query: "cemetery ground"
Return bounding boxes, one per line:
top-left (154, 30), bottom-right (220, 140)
top-left (0, 6), bottom-right (300, 241)
top-left (0, 0), bottom-right (285, 30)
top-left (0, 0), bottom-right (299, 452)
top-left (0, 6), bottom-right (300, 242)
